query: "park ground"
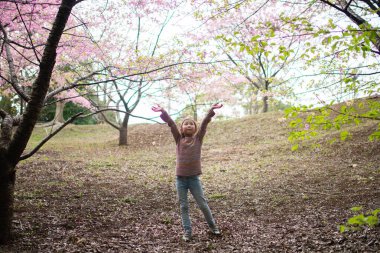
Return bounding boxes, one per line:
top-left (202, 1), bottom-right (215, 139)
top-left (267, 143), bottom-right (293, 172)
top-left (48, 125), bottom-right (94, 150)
top-left (1, 111), bottom-right (379, 252)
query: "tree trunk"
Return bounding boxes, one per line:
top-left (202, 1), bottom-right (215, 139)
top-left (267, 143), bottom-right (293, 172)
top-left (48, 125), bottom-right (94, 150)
top-left (262, 95), bottom-right (269, 113)
top-left (0, 155), bottom-right (16, 244)
top-left (253, 90), bottom-right (259, 114)
top-left (192, 104), bottom-right (198, 121)
top-left (20, 94), bottom-right (24, 115)
top-left (0, 0), bottom-right (77, 244)
top-left (247, 98), bottom-right (253, 115)
top-left (53, 101), bottom-right (66, 123)
top-left (119, 113), bottom-right (129, 145)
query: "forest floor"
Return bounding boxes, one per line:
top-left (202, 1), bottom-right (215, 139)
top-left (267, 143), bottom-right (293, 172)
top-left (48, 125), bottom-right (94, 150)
top-left (1, 111), bottom-right (379, 252)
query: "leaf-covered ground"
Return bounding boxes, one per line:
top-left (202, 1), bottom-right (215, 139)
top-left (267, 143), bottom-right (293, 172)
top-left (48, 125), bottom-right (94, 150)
top-left (1, 112), bottom-right (379, 252)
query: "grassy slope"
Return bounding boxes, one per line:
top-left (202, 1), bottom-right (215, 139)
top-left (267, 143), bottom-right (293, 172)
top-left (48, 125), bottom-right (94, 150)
top-left (2, 111), bottom-right (380, 252)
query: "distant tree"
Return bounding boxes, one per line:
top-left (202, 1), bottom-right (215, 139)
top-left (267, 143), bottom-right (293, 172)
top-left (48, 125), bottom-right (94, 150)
top-left (190, 0), bottom-right (304, 114)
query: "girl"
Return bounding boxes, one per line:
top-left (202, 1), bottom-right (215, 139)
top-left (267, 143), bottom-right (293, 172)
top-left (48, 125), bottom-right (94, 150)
top-left (151, 103), bottom-right (222, 242)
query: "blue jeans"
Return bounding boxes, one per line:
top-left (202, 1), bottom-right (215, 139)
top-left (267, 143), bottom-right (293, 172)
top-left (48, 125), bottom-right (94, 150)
top-left (176, 175), bottom-right (216, 234)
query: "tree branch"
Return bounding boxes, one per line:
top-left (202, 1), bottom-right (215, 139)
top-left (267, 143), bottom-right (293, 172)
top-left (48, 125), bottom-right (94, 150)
top-left (16, 3), bottom-right (41, 63)
top-left (98, 111), bottom-right (120, 130)
top-left (8, 0), bottom-right (77, 166)
top-left (45, 68), bottom-right (108, 101)
top-left (20, 112), bottom-right (83, 161)
top-left (0, 22), bottom-right (31, 102)
top-left (48, 60), bottom-right (229, 97)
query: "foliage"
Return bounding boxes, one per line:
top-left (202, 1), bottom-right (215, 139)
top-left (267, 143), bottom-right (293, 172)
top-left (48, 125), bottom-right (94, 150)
top-left (0, 96), bottom-right (17, 116)
top-left (63, 102), bottom-right (96, 125)
top-left (339, 206), bottom-right (380, 233)
top-left (285, 97), bottom-right (380, 150)
top-left (38, 101), bottom-right (96, 125)
top-left (38, 102), bottom-right (56, 122)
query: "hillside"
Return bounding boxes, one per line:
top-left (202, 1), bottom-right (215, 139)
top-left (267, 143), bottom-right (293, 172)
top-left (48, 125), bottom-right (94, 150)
top-left (1, 111), bottom-right (379, 252)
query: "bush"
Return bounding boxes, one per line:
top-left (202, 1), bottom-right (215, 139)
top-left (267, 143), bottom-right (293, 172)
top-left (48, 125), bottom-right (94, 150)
top-left (339, 206), bottom-right (380, 232)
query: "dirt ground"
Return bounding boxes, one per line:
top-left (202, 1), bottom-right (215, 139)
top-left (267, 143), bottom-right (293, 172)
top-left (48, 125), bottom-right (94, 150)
top-left (1, 112), bottom-right (379, 252)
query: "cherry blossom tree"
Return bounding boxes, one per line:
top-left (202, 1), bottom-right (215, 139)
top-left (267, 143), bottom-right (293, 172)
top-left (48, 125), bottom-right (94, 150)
top-left (190, 0), bottom-right (379, 142)
top-left (0, 0), bottom-right (87, 243)
top-left (169, 65), bottom-right (233, 120)
top-left (187, 0), bottom-right (308, 113)
top-left (0, 0), bottom-right (237, 243)
top-left (88, 3), bottom-right (174, 145)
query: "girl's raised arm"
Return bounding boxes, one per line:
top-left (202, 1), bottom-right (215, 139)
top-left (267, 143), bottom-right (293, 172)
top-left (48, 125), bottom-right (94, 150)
top-left (198, 103), bottom-right (223, 142)
top-left (152, 105), bottom-right (181, 143)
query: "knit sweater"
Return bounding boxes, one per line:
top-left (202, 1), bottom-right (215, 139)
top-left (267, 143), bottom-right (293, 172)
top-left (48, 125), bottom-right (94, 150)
top-left (160, 110), bottom-right (215, 176)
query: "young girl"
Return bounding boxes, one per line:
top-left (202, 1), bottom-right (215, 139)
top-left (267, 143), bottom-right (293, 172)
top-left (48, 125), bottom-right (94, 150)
top-left (152, 103), bottom-right (223, 242)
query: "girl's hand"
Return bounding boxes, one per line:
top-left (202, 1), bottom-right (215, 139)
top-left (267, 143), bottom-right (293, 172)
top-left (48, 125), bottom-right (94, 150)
top-left (211, 103), bottom-right (223, 110)
top-left (151, 104), bottom-right (164, 112)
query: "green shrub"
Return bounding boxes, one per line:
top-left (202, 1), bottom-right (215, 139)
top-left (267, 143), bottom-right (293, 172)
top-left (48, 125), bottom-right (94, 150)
top-left (339, 206), bottom-right (380, 232)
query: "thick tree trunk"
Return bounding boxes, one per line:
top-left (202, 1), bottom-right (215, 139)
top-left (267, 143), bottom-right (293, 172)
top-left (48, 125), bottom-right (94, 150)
top-left (119, 114), bottom-right (129, 145)
top-left (262, 95), bottom-right (269, 113)
top-left (0, 155), bottom-right (16, 244)
top-left (53, 101), bottom-right (66, 123)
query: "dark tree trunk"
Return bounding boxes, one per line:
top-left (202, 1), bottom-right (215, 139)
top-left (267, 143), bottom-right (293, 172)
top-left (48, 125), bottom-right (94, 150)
top-left (0, 0), bottom-right (76, 244)
top-left (0, 155), bottom-right (16, 244)
top-left (119, 113), bottom-right (129, 145)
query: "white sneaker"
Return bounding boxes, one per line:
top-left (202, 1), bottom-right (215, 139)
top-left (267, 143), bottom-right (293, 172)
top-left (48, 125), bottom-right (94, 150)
top-left (210, 226), bottom-right (221, 235)
top-left (182, 231), bottom-right (192, 242)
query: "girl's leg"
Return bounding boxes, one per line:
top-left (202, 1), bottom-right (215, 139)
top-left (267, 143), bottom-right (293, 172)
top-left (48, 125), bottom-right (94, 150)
top-left (189, 176), bottom-right (216, 229)
top-left (176, 177), bottom-right (191, 234)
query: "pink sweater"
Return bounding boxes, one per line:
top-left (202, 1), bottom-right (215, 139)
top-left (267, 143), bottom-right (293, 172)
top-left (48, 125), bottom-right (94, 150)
top-left (160, 110), bottom-right (215, 176)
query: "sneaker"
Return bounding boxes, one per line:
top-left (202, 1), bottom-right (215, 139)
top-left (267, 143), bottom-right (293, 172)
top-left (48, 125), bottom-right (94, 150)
top-left (209, 226), bottom-right (221, 235)
top-left (182, 231), bottom-right (192, 242)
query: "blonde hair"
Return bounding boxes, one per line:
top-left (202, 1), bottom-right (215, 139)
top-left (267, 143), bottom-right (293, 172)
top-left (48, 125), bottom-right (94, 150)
top-left (180, 117), bottom-right (198, 137)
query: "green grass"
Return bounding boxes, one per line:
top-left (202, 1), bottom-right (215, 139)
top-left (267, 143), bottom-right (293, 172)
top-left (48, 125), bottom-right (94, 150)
top-left (27, 124), bottom-right (118, 150)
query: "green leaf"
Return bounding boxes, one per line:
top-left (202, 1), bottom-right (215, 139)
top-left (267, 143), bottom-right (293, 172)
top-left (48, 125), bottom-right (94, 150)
top-left (340, 131), bottom-right (350, 141)
top-left (365, 216), bottom-right (379, 227)
top-left (350, 206), bottom-right (363, 212)
top-left (329, 138), bottom-right (337, 145)
top-left (291, 144), bottom-right (299, 151)
top-left (369, 131), bottom-right (380, 141)
top-left (348, 214), bottom-right (365, 225)
top-left (339, 225), bottom-right (348, 233)
top-left (372, 209), bottom-right (380, 216)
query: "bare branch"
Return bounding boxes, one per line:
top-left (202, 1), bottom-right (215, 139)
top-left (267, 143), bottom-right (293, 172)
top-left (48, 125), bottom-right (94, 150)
top-left (344, 0), bottom-right (354, 11)
top-left (226, 53), bottom-right (260, 90)
top-left (0, 22), bottom-right (31, 102)
top-left (20, 112), bottom-right (83, 160)
top-left (98, 111), bottom-right (120, 130)
top-left (8, 39), bottom-right (45, 50)
top-left (45, 68), bottom-right (108, 100)
top-left (151, 12), bottom-right (173, 57)
top-left (81, 108), bottom-right (163, 124)
top-left (46, 60), bottom-right (230, 97)
top-left (16, 3), bottom-right (41, 63)
top-left (86, 96), bottom-right (120, 130)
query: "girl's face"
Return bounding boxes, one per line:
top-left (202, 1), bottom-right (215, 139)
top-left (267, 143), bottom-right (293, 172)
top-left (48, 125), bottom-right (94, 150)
top-left (181, 120), bottom-right (196, 136)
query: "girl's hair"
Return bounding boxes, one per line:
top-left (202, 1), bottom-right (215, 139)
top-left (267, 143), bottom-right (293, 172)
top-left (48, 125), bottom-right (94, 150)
top-left (180, 117), bottom-right (198, 137)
